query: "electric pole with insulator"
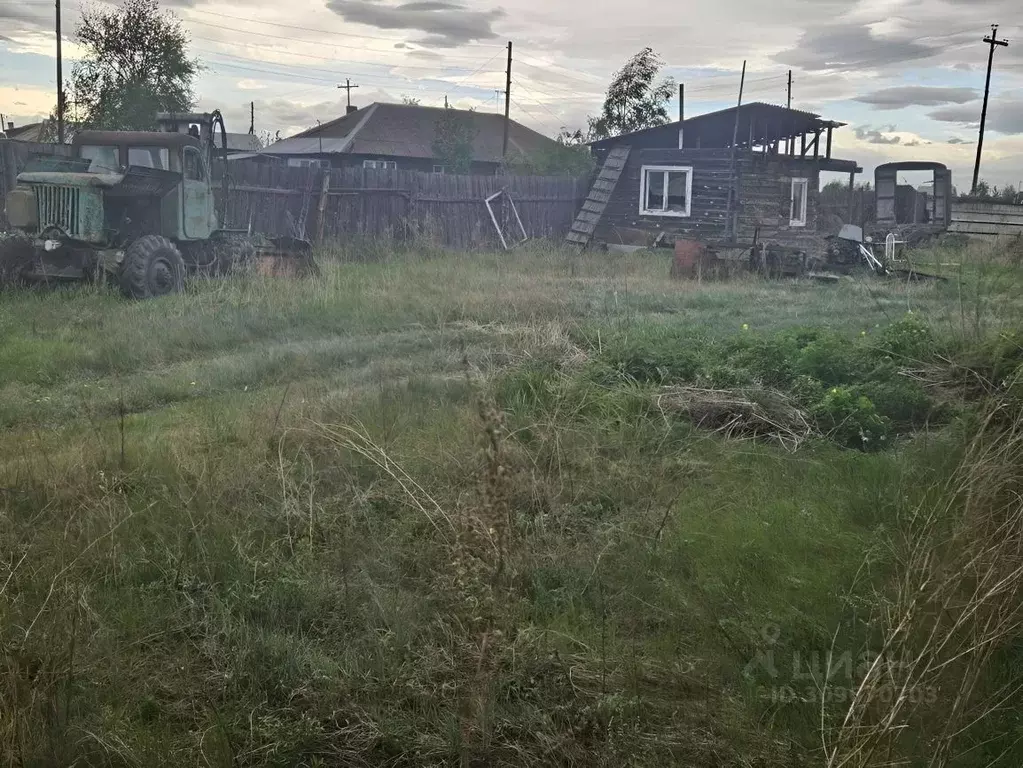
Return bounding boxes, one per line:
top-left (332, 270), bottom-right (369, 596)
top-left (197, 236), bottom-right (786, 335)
top-left (502, 41), bottom-right (513, 158)
top-left (972, 24), bottom-right (1009, 194)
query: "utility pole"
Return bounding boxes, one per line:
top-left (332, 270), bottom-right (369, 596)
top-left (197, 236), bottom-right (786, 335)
top-left (972, 24), bottom-right (1009, 194)
top-left (785, 70), bottom-right (793, 155)
top-left (730, 61), bottom-right (747, 152)
top-left (249, 101), bottom-right (254, 134)
top-left (338, 79), bottom-right (359, 110)
top-left (56, 0), bottom-right (64, 144)
top-left (502, 41), bottom-right (513, 158)
top-left (678, 83), bottom-right (684, 149)
top-left (727, 61), bottom-right (747, 240)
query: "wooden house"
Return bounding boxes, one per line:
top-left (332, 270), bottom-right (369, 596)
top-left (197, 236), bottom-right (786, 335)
top-left (568, 103), bottom-right (862, 254)
top-left (249, 102), bottom-right (561, 174)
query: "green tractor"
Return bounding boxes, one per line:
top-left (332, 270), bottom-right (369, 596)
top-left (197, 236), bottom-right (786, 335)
top-left (1, 111), bottom-right (315, 298)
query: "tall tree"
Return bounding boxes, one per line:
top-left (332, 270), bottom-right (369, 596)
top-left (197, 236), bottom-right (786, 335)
top-left (587, 48), bottom-right (676, 141)
top-left (432, 108), bottom-right (477, 174)
top-left (68, 0), bottom-right (199, 132)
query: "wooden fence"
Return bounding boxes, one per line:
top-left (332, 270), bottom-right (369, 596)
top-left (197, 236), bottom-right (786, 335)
top-left (217, 163), bottom-right (587, 248)
top-left (1, 140), bottom-right (587, 247)
top-left (950, 201), bottom-right (1023, 241)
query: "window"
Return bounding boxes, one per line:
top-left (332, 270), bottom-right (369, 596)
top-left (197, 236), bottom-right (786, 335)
top-left (127, 147), bottom-right (170, 170)
top-left (789, 178), bottom-right (808, 227)
top-left (640, 165), bottom-right (692, 217)
top-left (78, 145), bottom-right (120, 174)
top-left (288, 158), bottom-right (330, 169)
top-left (363, 159), bottom-right (397, 170)
top-left (432, 165), bottom-right (446, 174)
top-left (183, 147), bottom-right (205, 181)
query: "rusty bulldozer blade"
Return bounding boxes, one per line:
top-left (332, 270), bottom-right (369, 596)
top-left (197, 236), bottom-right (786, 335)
top-left (252, 235), bottom-right (319, 278)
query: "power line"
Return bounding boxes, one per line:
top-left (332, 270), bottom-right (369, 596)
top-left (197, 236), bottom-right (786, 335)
top-left (185, 30), bottom-right (496, 72)
top-left (202, 57), bottom-right (498, 97)
top-left (513, 80), bottom-right (570, 124)
top-left (198, 51), bottom-right (501, 92)
top-left (179, 5), bottom-right (506, 50)
top-left (186, 20), bottom-right (501, 69)
top-left (451, 51), bottom-right (503, 88)
top-left (509, 97), bottom-right (560, 135)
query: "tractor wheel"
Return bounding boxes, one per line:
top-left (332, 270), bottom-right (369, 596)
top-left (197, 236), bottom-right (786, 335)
top-left (119, 236), bottom-right (185, 299)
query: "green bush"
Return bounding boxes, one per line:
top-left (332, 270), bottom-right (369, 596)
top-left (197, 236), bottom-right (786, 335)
top-left (876, 313), bottom-right (936, 360)
top-left (855, 377), bottom-right (939, 428)
top-left (812, 387), bottom-right (892, 450)
top-left (716, 335), bottom-right (798, 388)
top-left (795, 334), bottom-right (871, 385)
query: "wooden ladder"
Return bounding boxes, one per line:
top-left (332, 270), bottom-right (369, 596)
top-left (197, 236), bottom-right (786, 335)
top-left (565, 145), bottom-right (631, 248)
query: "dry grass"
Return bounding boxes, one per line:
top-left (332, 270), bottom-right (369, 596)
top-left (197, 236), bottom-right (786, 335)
top-left (826, 386), bottom-right (1023, 767)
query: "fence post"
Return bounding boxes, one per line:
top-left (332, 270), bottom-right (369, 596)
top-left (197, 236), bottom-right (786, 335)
top-left (315, 169), bottom-right (331, 244)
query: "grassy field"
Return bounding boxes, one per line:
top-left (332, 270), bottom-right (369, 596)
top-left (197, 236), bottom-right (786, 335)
top-left (2, 241), bottom-right (1023, 766)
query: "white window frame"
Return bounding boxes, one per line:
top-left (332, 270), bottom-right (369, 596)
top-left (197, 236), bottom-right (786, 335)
top-left (639, 165), bottom-right (693, 218)
top-left (287, 158), bottom-right (329, 169)
top-left (789, 177), bottom-right (809, 227)
top-left (432, 164), bottom-right (446, 174)
top-left (363, 159), bottom-right (397, 170)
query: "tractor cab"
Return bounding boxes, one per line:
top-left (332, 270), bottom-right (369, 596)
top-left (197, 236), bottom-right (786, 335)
top-left (66, 129), bottom-right (217, 242)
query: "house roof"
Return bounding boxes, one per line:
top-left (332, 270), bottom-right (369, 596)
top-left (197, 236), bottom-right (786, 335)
top-left (261, 102), bottom-right (559, 162)
top-left (589, 102), bottom-right (846, 151)
top-left (3, 121), bottom-right (47, 142)
top-left (224, 133), bottom-right (262, 152)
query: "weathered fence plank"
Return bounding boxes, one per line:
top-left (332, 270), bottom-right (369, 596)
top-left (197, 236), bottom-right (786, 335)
top-left (950, 201), bottom-right (1023, 241)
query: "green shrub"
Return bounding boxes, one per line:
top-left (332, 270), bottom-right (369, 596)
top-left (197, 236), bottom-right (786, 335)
top-left (875, 313), bottom-right (936, 360)
top-left (716, 335), bottom-right (798, 388)
top-left (855, 377), bottom-right (940, 428)
top-left (812, 387), bottom-right (892, 450)
top-left (795, 334), bottom-right (871, 385)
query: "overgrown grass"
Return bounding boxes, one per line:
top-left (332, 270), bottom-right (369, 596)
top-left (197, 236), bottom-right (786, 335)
top-left (2, 240), bottom-right (1023, 766)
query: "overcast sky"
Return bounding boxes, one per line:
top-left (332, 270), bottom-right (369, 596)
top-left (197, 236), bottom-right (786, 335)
top-left (2, 0), bottom-right (1022, 188)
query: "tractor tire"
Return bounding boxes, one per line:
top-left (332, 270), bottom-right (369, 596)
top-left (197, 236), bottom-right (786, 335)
top-left (119, 236), bottom-right (185, 299)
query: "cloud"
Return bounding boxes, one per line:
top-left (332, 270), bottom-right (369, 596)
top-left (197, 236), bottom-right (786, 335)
top-left (947, 137), bottom-right (974, 145)
top-left (929, 95), bottom-right (1023, 135)
top-left (855, 125), bottom-right (902, 145)
top-left (325, 0), bottom-right (504, 47)
top-left (773, 23), bottom-right (945, 71)
top-left (855, 85), bottom-right (979, 110)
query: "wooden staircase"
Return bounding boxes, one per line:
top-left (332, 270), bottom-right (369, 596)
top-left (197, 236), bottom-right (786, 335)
top-left (565, 146), bottom-right (631, 247)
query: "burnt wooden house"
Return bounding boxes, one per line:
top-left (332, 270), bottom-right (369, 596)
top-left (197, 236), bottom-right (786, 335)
top-left (568, 102), bottom-right (861, 254)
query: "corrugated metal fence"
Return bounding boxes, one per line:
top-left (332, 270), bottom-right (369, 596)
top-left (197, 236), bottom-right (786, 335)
top-left (950, 201), bottom-right (1023, 241)
top-left (1, 140), bottom-right (586, 247)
